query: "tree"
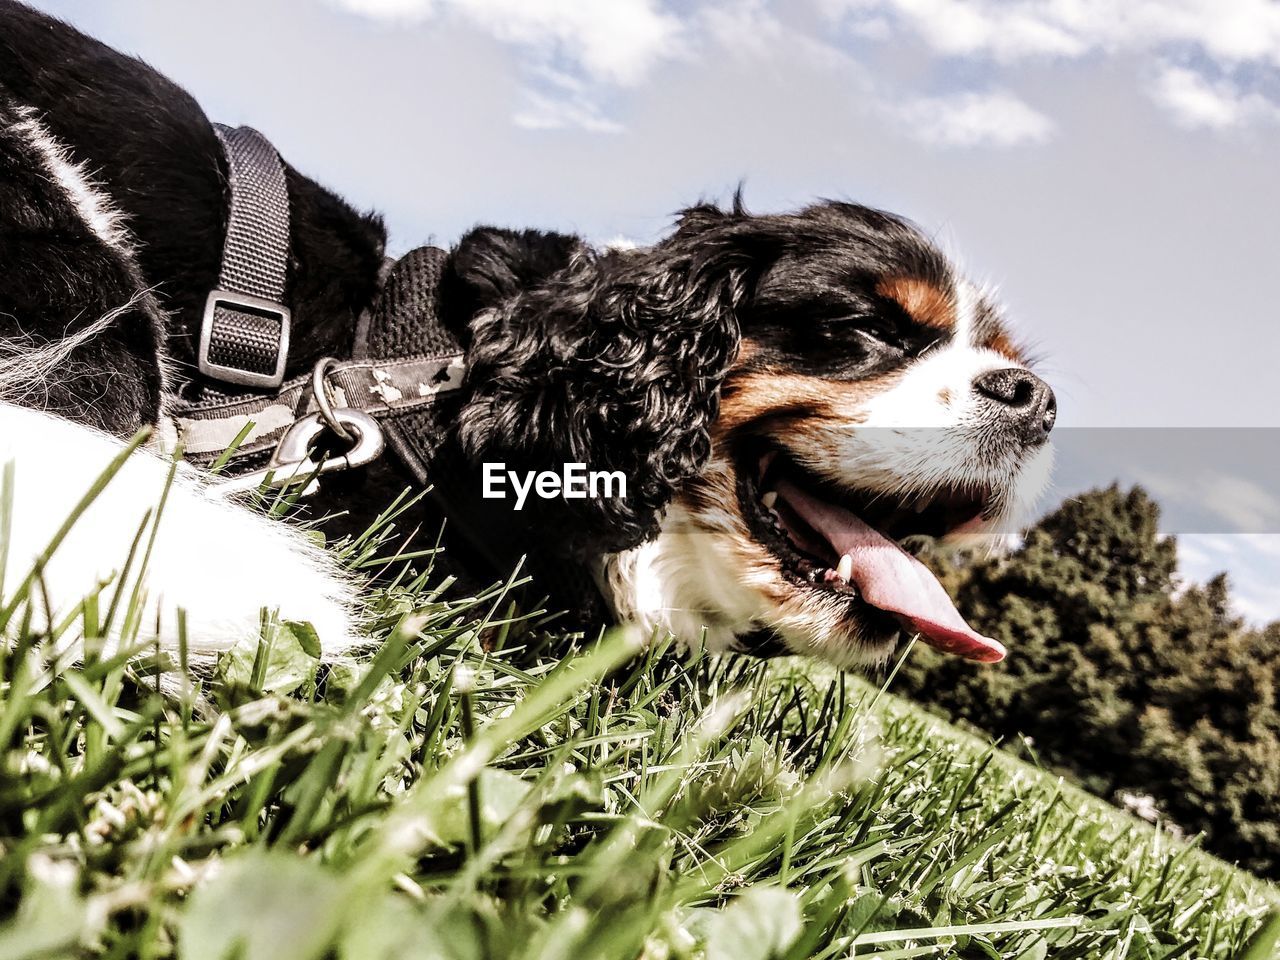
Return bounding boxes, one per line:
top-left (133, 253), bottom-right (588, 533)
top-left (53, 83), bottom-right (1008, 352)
top-left (896, 486), bottom-right (1280, 877)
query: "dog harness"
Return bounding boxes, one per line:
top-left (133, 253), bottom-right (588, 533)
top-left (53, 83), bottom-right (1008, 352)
top-left (197, 125), bottom-right (293, 389)
top-left (177, 126), bottom-right (468, 493)
top-left (174, 126), bottom-right (612, 624)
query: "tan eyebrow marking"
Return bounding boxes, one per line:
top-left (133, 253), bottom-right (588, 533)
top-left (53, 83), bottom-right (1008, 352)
top-left (985, 328), bottom-right (1028, 363)
top-left (714, 365), bottom-right (902, 435)
top-left (876, 276), bottom-right (957, 331)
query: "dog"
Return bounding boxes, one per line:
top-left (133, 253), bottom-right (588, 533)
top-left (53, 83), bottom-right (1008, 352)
top-left (0, 0), bottom-right (1055, 667)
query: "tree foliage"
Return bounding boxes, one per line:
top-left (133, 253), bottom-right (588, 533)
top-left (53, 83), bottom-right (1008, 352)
top-left (898, 485), bottom-right (1280, 877)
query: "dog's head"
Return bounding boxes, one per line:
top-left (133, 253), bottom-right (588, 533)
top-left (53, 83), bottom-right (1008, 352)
top-left (448, 200), bottom-right (1055, 666)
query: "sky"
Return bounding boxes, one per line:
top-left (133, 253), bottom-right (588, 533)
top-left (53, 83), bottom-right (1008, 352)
top-left (24, 0), bottom-right (1280, 621)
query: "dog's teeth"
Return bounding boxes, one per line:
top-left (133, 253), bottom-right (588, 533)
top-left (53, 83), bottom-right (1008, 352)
top-left (761, 490), bottom-right (778, 510)
top-left (835, 554), bottom-right (853, 582)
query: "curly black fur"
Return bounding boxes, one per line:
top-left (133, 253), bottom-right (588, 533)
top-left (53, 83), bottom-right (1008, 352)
top-left (448, 205), bottom-right (785, 557)
top-left (439, 227), bottom-right (585, 344)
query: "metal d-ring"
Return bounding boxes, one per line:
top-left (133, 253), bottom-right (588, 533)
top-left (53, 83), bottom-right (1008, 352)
top-left (271, 407), bottom-right (384, 474)
top-left (215, 407), bottom-right (386, 495)
top-left (312, 357), bottom-right (354, 443)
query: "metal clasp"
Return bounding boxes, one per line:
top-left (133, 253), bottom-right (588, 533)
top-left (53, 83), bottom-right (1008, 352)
top-left (198, 289), bottom-right (291, 389)
top-left (217, 407), bottom-right (385, 495)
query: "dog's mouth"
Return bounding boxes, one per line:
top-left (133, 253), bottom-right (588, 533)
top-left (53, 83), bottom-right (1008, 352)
top-left (736, 445), bottom-right (1006, 663)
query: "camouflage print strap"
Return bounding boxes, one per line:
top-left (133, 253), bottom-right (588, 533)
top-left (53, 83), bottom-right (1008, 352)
top-left (174, 352), bottom-right (466, 468)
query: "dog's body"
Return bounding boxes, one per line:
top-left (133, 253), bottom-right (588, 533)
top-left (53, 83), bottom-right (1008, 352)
top-left (0, 0), bottom-right (381, 655)
top-left (0, 1), bottom-right (1054, 666)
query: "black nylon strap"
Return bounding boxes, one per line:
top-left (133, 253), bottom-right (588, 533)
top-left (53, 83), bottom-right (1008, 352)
top-left (198, 124), bottom-right (292, 388)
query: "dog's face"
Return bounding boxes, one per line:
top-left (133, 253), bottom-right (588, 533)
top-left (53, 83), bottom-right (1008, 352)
top-left (603, 203), bottom-right (1055, 666)
top-left (455, 201), bottom-right (1054, 668)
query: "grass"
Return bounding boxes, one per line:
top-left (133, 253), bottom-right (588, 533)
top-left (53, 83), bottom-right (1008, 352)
top-left (0, 454), bottom-right (1278, 959)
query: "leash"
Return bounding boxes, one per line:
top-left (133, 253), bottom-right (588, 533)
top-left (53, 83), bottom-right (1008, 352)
top-left (176, 350), bottom-right (465, 471)
top-left (177, 125), bottom-right (465, 493)
top-left (214, 406), bottom-right (384, 495)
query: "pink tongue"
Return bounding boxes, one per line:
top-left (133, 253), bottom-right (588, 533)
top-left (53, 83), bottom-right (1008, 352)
top-left (775, 480), bottom-right (1006, 663)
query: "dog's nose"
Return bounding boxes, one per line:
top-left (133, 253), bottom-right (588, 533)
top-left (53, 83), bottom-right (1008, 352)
top-left (973, 368), bottom-right (1056, 444)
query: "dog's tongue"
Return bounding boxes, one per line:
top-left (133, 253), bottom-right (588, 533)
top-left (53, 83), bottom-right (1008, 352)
top-left (775, 480), bottom-right (1006, 663)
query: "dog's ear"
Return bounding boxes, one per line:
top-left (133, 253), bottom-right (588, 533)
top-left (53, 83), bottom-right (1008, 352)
top-left (455, 206), bottom-right (775, 558)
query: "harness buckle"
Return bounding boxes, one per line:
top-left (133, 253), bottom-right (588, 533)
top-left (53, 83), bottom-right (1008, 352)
top-left (198, 289), bottom-right (291, 389)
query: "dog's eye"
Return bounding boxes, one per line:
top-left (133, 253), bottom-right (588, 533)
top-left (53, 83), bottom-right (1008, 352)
top-left (816, 314), bottom-right (897, 341)
top-left (802, 312), bottom-right (907, 361)
top-left (852, 324), bottom-right (905, 353)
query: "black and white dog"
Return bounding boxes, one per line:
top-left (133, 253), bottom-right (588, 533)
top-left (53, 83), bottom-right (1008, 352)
top-left (0, 0), bottom-right (1055, 667)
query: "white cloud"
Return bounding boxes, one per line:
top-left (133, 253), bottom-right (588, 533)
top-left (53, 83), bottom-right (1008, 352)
top-left (330, 0), bottom-right (681, 132)
top-left (1151, 64), bottom-right (1280, 129)
top-left (1241, 533), bottom-right (1280, 559)
top-left (704, 1), bottom-right (1054, 148)
top-left (826, 0), bottom-right (1280, 128)
top-left (1201, 473), bottom-right (1280, 531)
top-left (332, 0), bottom-right (434, 20)
top-left (1136, 468), bottom-right (1280, 534)
top-left (327, 0), bottom-right (1059, 146)
top-left (827, 0), bottom-right (1280, 65)
top-left (331, 0), bottom-right (681, 85)
top-left (601, 235), bottom-right (641, 250)
top-left (1178, 534), bottom-right (1280, 624)
top-left (1230, 590), bottom-right (1280, 625)
top-left (890, 89), bottom-right (1055, 147)
top-left (330, 0), bottom-right (1280, 141)
top-left (701, 0), bottom-right (786, 58)
top-left (513, 89), bottom-right (624, 133)
top-left (452, 0), bottom-right (683, 87)
top-left (824, 0), bottom-right (1082, 60)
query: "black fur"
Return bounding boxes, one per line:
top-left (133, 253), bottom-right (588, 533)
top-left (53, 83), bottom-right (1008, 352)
top-left (730, 201), bottom-right (955, 380)
top-left (0, 0), bottom-right (386, 391)
top-left (0, 98), bottom-right (165, 431)
top-left (439, 227), bottom-right (585, 345)
top-left (0, 3), bottom-right (767, 564)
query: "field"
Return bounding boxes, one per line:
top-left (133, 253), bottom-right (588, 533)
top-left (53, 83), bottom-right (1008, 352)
top-left (1, 483), bottom-right (1278, 959)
